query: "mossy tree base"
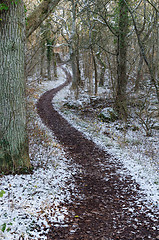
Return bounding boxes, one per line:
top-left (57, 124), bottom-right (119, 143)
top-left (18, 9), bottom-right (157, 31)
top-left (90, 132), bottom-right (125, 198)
top-left (0, 145), bottom-right (32, 175)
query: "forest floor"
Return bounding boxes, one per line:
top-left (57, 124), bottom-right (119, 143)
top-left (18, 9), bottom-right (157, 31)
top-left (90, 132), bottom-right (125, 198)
top-left (0, 65), bottom-right (159, 239)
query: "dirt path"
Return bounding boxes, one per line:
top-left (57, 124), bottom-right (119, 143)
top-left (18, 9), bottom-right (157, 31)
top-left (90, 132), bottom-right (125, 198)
top-left (37, 67), bottom-right (159, 240)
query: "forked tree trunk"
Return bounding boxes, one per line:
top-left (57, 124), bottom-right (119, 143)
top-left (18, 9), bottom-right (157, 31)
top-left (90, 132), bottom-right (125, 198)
top-left (0, 1), bottom-right (30, 173)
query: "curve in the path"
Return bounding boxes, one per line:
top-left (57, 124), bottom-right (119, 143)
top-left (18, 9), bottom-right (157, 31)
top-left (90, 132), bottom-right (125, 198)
top-left (37, 67), bottom-right (159, 240)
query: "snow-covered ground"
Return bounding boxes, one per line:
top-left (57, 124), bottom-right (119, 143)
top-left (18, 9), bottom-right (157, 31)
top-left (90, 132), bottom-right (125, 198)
top-left (0, 66), bottom-right (158, 239)
top-left (0, 66), bottom-right (76, 239)
top-left (53, 67), bottom-right (159, 211)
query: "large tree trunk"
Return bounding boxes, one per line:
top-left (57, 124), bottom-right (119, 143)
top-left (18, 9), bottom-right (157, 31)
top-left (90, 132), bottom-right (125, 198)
top-left (0, 0), bottom-right (61, 174)
top-left (0, 1), bottom-right (30, 173)
top-left (115, 0), bottom-right (129, 119)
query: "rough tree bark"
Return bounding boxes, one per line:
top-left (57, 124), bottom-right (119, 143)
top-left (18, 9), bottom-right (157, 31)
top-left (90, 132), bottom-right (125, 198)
top-left (0, 0), bottom-right (60, 173)
top-left (0, 1), bottom-right (30, 173)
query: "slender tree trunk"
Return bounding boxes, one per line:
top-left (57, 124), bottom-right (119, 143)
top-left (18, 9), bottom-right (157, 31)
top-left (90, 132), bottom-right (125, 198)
top-left (135, 55), bottom-right (143, 91)
top-left (76, 54), bottom-right (81, 85)
top-left (88, 50), bottom-right (93, 95)
top-left (0, 1), bottom-right (30, 173)
top-left (96, 54), bottom-right (106, 87)
top-left (40, 25), bottom-right (46, 82)
top-left (47, 39), bottom-right (52, 81)
top-left (70, 0), bottom-right (77, 91)
top-left (115, 0), bottom-right (129, 119)
top-left (40, 43), bottom-right (45, 82)
top-left (99, 66), bottom-right (106, 87)
top-left (155, 11), bottom-right (159, 85)
top-left (75, 32), bottom-right (81, 85)
top-left (53, 49), bottom-right (57, 78)
top-left (91, 48), bottom-right (98, 95)
top-left (71, 49), bottom-right (78, 97)
top-left (76, 39), bottom-right (81, 85)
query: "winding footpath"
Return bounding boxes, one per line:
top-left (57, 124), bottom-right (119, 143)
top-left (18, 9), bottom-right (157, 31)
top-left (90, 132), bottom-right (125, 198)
top-left (37, 67), bottom-right (159, 240)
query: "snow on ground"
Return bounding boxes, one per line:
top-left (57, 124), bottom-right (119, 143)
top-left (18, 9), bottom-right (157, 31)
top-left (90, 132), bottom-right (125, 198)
top-left (0, 66), bottom-right (158, 239)
top-left (0, 66), bottom-right (77, 240)
top-left (53, 68), bottom-right (159, 212)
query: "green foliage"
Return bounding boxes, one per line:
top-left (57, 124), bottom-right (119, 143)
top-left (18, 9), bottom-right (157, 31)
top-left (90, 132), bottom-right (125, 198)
top-left (1, 223), bottom-right (6, 232)
top-left (10, 0), bottom-right (21, 5)
top-left (0, 0), bottom-right (21, 13)
top-left (0, 1), bottom-right (15, 21)
top-left (0, 190), bottom-right (5, 197)
top-left (0, 222), bottom-right (12, 233)
top-left (0, 4), bottom-right (8, 11)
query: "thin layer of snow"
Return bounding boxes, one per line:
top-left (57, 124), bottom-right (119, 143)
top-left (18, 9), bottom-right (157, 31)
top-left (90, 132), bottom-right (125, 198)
top-left (0, 66), bottom-right (77, 239)
top-left (53, 69), bottom-right (159, 212)
top-left (1, 65), bottom-right (158, 239)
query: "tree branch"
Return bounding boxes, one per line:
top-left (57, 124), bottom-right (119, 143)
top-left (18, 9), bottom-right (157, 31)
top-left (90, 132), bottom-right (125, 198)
top-left (26, 0), bottom-right (61, 39)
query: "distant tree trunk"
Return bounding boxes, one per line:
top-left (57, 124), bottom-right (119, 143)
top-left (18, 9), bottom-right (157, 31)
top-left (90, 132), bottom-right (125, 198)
top-left (53, 49), bottom-right (57, 78)
top-left (71, 48), bottom-right (78, 97)
top-left (99, 66), bottom-right (106, 87)
top-left (0, 1), bottom-right (30, 173)
top-left (70, 0), bottom-right (79, 98)
top-left (46, 20), bottom-right (53, 81)
top-left (91, 47), bottom-right (98, 95)
top-left (76, 32), bottom-right (81, 85)
top-left (134, 55), bottom-right (143, 91)
top-left (47, 39), bottom-right (52, 81)
top-left (96, 54), bottom-right (106, 87)
top-left (76, 52), bottom-right (81, 85)
top-left (115, 0), bottom-right (129, 119)
top-left (40, 24), bottom-right (46, 82)
top-left (88, 50), bottom-right (93, 95)
top-left (40, 43), bottom-right (45, 81)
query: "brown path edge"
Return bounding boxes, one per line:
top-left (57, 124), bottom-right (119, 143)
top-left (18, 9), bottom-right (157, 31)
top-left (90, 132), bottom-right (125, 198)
top-left (36, 66), bottom-right (159, 240)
